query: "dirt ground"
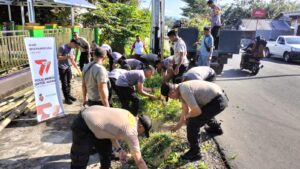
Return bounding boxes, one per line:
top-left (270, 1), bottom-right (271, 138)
top-left (0, 76), bottom-right (227, 169)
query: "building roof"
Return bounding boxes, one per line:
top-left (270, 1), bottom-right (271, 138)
top-left (0, 0), bottom-right (96, 9)
top-left (239, 19), bottom-right (291, 31)
top-left (275, 10), bottom-right (300, 19)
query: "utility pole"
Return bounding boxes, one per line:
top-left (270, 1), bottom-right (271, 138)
top-left (150, 0), bottom-right (165, 55)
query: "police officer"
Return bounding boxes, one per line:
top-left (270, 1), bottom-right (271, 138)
top-left (161, 80), bottom-right (228, 161)
top-left (70, 106), bottom-right (152, 169)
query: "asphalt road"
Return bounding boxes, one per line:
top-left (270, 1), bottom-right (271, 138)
top-left (215, 55), bottom-right (300, 169)
top-left (0, 69), bottom-right (31, 98)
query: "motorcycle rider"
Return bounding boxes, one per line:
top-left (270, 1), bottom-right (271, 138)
top-left (240, 36), bottom-right (266, 65)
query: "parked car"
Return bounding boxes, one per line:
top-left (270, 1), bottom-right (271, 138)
top-left (265, 36), bottom-right (300, 62)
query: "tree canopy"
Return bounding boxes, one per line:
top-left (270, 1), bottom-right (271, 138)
top-left (77, 0), bottom-right (151, 53)
top-left (180, 0), bottom-right (299, 27)
top-left (222, 0), bottom-right (299, 26)
top-left (181, 0), bottom-right (210, 18)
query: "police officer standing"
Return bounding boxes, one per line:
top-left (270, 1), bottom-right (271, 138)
top-left (82, 47), bottom-right (110, 107)
top-left (167, 30), bottom-right (189, 83)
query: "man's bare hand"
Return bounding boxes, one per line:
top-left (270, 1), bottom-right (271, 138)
top-left (149, 95), bottom-right (159, 101)
top-left (170, 124), bottom-right (181, 132)
top-left (83, 101), bottom-right (88, 107)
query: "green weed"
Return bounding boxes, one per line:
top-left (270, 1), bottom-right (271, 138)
top-left (229, 154), bottom-right (237, 161)
top-left (201, 142), bottom-right (213, 153)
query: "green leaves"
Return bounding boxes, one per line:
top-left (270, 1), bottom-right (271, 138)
top-left (141, 132), bottom-right (175, 167)
top-left (222, 0), bottom-right (300, 26)
top-left (78, 0), bottom-right (151, 53)
top-left (181, 0), bottom-right (211, 18)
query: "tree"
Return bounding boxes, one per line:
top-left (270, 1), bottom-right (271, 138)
top-left (222, 0), bottom-right (300, 26)
top-left (181, 0), bottom-right (211, 18)
top-left (165, 16), bottom-right (176, 28)
top-left (78, 0), bottom-right (151, 53)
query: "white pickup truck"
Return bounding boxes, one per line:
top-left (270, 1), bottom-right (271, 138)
top-left (265, 36), bottom-right (300, 62)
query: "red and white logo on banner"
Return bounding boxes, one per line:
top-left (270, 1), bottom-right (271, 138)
top-left (25, 37), bottom-right (64, 122)
top-left (35, 59), bottom-right (51, 76)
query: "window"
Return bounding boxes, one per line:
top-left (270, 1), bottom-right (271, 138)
top-left (277, 37), bottom-right (285, 44)
top-left (286, 37), bottom-right (300, 44)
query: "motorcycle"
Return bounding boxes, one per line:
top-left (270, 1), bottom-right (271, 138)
top-left (240, 48), bottom-right (264, 76)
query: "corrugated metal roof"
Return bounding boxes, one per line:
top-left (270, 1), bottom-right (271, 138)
top-left (53, 0), bottom-right (96, 9)
top-left (271, 20), bottom-right (291, 31)
top-left (0, 0), bottom-right (12, 5)
top-left (239, 19), bottom-right (290, 31)
top-left (240, 19), bottom-right (273, 30)
top-left (0, 0), bottom-right (96, 9)
top-left (282, 11), bottom-right (300, 17)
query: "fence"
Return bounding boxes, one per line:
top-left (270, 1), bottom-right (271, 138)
top-left (0, 28), bottom-right (95, 73)
top-left (80, 28), bottom-right (94, 44)
top-left (0, 30), bottom-right (30, 73)
top-left (44, 28), bottom-right (72, 50)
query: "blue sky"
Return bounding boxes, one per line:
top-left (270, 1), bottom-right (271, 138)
top-left (140, 0), bottom-right (233, 18)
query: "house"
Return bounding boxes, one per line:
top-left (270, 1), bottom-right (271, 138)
top-left (237, 19), bottom-right (293, 40)
top-left (275, 10), bottom-right (300, 36)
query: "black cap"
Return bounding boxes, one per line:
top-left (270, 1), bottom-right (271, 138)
top-left (70, 39), bottom-right (80, 45)
top-left (160, 82), bottom-right (171, 102)
top-left (167, 30), bottom-right (177, 37)
top-left (138, 115), bottom-right (152, 138)
top-left (207, 0), bottom-right (214, 4)
top-left (204, 26), bottom-right (211, 31)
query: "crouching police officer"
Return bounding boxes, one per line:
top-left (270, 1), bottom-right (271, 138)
top-left (70, 106), bottom-right (152, 169)
top-left (161, 80), bottom-right (228, 161)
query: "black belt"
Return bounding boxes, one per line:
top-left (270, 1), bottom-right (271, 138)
top-left (87, 100), bottom-right (103, 106)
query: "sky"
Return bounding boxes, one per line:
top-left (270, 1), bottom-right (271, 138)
top-left (140, 0), bottom-right (232, 18)
top-left (140, 0), bottom-right (273, 18)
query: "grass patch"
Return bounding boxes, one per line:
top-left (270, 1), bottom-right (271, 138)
top-left (141, 73), bottom-right (181, 122)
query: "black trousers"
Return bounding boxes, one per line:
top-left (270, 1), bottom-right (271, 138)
top-left (79, 52), bottom-right (90, 71)
top-left (108, 53), bottom-right (114, 71)
top-left (172, 64), bottom-right (188, 84)
top-left (211, 26), bottom-right (221, 49)
top-left (205, 73), bottom-right (216, 82)
top-left (108, 78), bottom-right (117, 105)
top-left (87, 100), bottom-right (103, 106)
top-left (59, 67), bottom-right (72, 100)
top-left (133, 54), bottom-right (142, 60)
top-left (115, 85), bottom-right (139, 116)
top-left (70, 114), bottom-right (112, 169)
top-left (186, 93), bottom-right (228, 151)
top-left (139, 57), bottom-right (149, 66)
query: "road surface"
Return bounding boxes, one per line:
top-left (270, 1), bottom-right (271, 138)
top-left (0, 69), bottom-right (31, 98)
top-left (215, 55), bottom-right (300, 169)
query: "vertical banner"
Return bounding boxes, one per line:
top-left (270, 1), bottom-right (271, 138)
top-left (24, 37), bottom-right (64, 122)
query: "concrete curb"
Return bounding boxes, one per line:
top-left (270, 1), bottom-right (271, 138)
top-left (212, 136), bottom-right (233, 169)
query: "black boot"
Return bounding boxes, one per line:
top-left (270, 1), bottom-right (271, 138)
top-left (205, 120), bottom-right (223, 135)
top-left (69, 96), bottom-right (77, 102)
top-left (64, 99), bottom-right (73, 105)
top-left (181, 148), bottom-right (202, 161)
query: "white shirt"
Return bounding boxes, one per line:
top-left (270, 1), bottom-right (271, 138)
top-left (133, 41), bottom-right (144, 55)
top-left (173, 38), bottom-right (188, 65)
